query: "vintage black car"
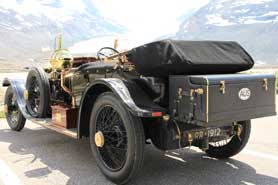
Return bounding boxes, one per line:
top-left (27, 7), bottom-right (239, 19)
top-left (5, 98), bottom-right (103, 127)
top-left (2, 35), bottom-right (277, 184)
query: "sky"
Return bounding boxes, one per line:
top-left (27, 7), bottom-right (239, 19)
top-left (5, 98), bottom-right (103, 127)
top-left (93, 0), bottom-right (209, 40)
top-left (0, 0), bottom-right (210, 52)
top-left (0, 0), bottom-right (209, 41)
top-left (71, 0), bottom-right (210, 53)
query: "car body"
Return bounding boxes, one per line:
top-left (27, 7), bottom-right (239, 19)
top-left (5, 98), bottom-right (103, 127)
top-left (2, 36), bottom-right (277, 184)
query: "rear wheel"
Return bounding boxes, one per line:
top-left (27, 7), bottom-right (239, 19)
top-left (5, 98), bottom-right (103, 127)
top-left (25, 67), bottom-right (50, 117)
top-left (205, 120), bottom-right (251, 159)
top-left (4, 86), bottom-right (26, 131)
top-left (90, 92), bottom-right (145, 185)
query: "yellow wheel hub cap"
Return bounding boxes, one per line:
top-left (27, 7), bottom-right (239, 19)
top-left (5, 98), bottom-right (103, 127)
top-left (95, 131), bottom-right (105, 148)
top-left (23, 89), bottom-right (29, 100)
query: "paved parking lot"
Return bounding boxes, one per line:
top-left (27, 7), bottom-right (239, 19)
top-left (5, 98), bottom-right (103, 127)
top-left (0, 116), bottom-right (277, 185)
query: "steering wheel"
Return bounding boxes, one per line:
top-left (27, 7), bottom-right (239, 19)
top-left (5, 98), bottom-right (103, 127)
top-left (97, 47), bottom-right (120, 61)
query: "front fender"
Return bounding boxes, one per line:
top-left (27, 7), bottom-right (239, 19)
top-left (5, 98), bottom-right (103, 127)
top-left (2, 78), bottom-right (32, 119)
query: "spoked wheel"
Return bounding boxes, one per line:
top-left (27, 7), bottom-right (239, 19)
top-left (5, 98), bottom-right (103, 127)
top-left (95, 106), bottom-right (128, 171)
top-left (26, 67), bottom-right (50, 118)
top-left (4, 86), bottom-right (26, 131)
top-left (27, 76), bottom-right (41, 114)
top-left (90, 92), bottom-right (145, 185)
top-left (206, 120), bottom-right (251, 159)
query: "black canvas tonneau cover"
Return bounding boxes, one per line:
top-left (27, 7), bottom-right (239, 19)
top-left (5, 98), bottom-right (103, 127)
top-left (127, 40), bottom-right (254, 77)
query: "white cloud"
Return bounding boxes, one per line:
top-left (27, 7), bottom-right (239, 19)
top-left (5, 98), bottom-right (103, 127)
top-left (92, 0), bottom-right (209, 41)
top-left (69, 33), bottom-right (150, 54)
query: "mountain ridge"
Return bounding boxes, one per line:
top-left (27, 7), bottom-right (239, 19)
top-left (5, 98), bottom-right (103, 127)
top-left (176, 0), bottom-right (278, 65)
top-left (0, 0), bottom-right (126, 70)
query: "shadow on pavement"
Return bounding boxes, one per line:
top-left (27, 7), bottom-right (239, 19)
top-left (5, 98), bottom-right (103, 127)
top-left (0, 126), bottom-right (277, 185)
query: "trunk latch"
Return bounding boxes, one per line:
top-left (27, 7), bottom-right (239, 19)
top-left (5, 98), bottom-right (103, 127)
top-left (263, 78), bottom-right (268, 91)
top-left (220, 80), bottom-right (225, 94)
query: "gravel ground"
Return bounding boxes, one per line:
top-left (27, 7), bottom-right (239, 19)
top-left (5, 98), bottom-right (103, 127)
top-left (0, 71), bottom-right (277, 184)
top-left (0, 116), bottom-right (277, 185)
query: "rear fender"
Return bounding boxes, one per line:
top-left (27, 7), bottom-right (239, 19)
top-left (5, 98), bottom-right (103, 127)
top-left (77, 78), bottom-right (164, 138)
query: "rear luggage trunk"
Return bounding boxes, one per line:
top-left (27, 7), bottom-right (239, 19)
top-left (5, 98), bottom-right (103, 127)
top-left (169, 73), bottom-right (276, 126)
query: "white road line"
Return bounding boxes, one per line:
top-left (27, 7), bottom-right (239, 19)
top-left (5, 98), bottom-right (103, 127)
top-left (0, 158), bottom-right (23, 185)
top-left (242, 149), bottom-right (278, 161)
top-left (165, 154), bottom-right (186, 162)
top-left (171, 152), bottom-right (180, 156)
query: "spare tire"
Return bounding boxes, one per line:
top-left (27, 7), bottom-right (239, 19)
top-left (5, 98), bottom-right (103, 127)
top-left (26, 67), bottom-right (51, 118)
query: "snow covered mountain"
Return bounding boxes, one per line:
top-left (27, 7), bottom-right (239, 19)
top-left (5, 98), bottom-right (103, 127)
top-left (0, 0), bottom-right (126, 70)
top-left (176, 0), bottom-right (278, 65)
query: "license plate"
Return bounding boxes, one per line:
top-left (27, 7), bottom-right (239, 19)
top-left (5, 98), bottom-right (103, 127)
top-left (186, 128), bottom-right (222, 140)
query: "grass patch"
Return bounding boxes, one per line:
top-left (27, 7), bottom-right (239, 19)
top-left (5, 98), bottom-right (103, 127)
top-left (246, 68), bottom-right (278, 90)
top-left (0, 111), bottom-right (5, 118)
top-left (272, 72), bottom-right (277, 90)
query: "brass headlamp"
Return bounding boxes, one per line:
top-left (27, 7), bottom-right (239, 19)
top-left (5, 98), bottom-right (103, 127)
top-left (50, 34), bottom-right (73, 70)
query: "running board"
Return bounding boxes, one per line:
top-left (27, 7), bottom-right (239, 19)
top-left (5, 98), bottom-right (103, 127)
top-left (29, 118), bottom-right (78, 139)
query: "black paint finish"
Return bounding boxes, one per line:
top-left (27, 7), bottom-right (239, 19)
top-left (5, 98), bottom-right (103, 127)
top-left (170, 73), bottom-right (276, 127)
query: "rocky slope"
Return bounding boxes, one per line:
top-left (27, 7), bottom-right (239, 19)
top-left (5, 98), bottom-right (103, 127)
top-left (0, 0), bottom-right (125, 70)
top-left (176, 0), bottom-right (278, 65)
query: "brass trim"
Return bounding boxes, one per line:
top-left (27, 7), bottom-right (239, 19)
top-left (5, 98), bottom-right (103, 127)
top-left (61, 70), bottom-right (75, 108)
top-left (95, 131), bottom-right (105, 148)
top-left (106, 50), bottom-right (130, 60)
top-left (30, 118), bottom-right (77, 139)
top-left (23, 89), bottom-right (28, 100)
top-left (162, 114), bottom-right (170, 122)
top-left (178, 88), bottom-right (183, 99)
top-left (187, 133), bottom-right (193, 146)
top-left (220, 80), bottom-right (225, 94)
top-left (263, 78), bottom-right (268, 91)
top-left (55, 112), bottom-right (62, 123)
top-left (195, 88), bottom-right (204, 95)
top-left (205, 77), bottom-right (209, 123)
top-left (190, 88), bottom-right (204, 97)
top-left (114, 38), bottom-right (118, 50)
top-left (57, 33), bottom-right (62, 49)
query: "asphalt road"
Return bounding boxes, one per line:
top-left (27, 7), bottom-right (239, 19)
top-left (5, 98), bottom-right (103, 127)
top-left (0, 116), bottom-right (277, 185)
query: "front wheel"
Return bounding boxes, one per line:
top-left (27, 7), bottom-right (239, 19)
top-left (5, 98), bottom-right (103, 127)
top-left (205, 120), bottom-right (251, 159)
top-left (4, 86), bottom-right (26, 131)
top-left (25, 67), bottom-right (51, 118)
top-left (90, 92), bottom-right (145, 185)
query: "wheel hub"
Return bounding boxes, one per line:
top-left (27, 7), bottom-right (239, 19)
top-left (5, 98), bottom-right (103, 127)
top-left (95, 131), bottom-right (105, 148)
top-left (112, 126), bottom-right (124, 147)
top-left (23, 89), bottom-right (29, 100)
top-left (95, 105), bottom-right (128, 171)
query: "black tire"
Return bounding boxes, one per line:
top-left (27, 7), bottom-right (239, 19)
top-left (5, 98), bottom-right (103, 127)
top-left (25, 67), bottom-right (51, 117)
top-left (4, 86), bottom-right (26, 131)
top-left (90, 92), bottom-right (145, 185)
top-left (205, 120), bottom-right (251, 159)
